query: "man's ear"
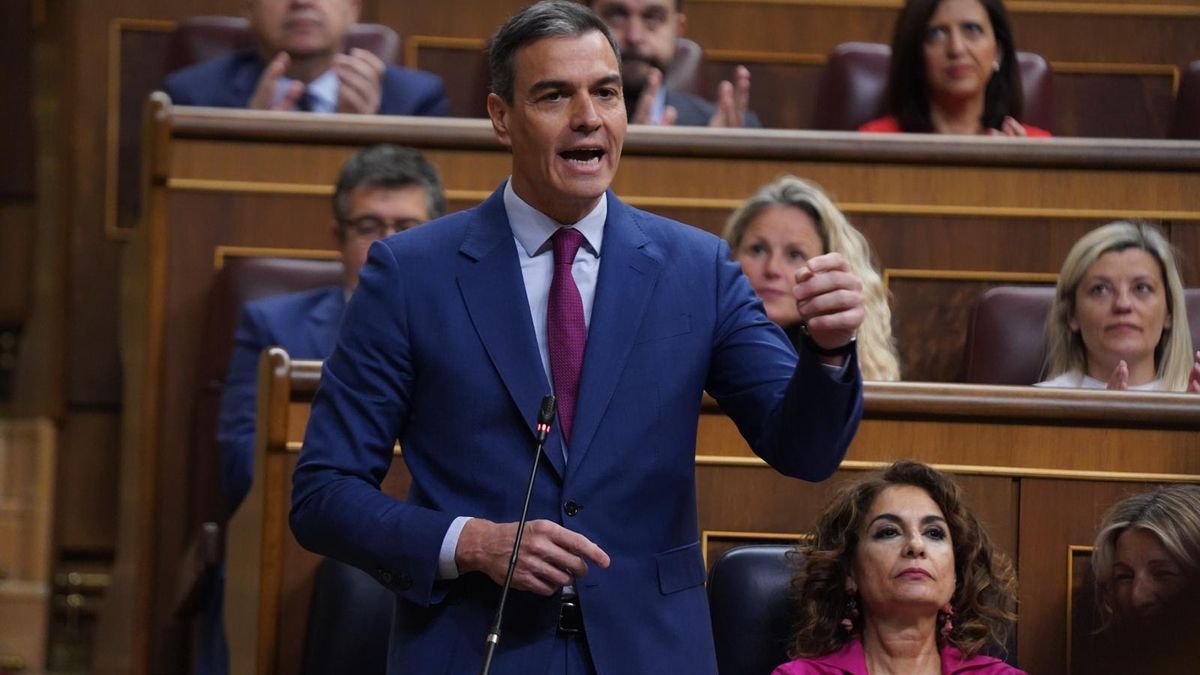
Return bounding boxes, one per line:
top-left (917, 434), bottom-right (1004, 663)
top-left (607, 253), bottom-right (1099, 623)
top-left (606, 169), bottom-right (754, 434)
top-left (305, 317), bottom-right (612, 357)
top-left (487, 93), bottom-right (514, 148)
top-left (676, 12), bottom-right (688, 38)
top-left (347, 0), bottom-right (363, 23)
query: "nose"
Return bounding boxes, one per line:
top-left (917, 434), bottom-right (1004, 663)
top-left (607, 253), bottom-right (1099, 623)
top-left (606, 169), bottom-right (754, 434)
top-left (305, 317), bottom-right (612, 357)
top-left (625, 16), bottom-right (647, 47)
top-left (570, 93), bottom-right (602, 132)
top-left (763, 251), bottom-right (791, 280)
top-left (946, 28), bottom-right (965, 54)
top-left (1113, 287), bottom-right (1134, 312)
top-left (904, 532), bottom-right (926, 557)
top-left (1130, 575), bottom-right (1160, 614)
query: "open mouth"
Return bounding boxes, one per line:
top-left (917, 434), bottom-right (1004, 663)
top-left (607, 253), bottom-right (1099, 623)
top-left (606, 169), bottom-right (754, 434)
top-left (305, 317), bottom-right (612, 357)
top-left (559, 148), bottom-right (605, 166)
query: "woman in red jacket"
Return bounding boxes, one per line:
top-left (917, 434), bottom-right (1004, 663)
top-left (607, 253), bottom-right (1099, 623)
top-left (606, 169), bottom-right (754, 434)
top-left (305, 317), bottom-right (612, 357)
top-left (860, 0), bottom-right (1050, 137)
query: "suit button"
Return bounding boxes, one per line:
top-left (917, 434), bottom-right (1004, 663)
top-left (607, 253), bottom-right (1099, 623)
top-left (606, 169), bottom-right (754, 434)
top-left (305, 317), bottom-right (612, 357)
top-left (563, 500), bottom-right (580, 517)
top-left (396, 572), bottom-right (413, 590)
top-left (378, 569), bottom-right (394, 584)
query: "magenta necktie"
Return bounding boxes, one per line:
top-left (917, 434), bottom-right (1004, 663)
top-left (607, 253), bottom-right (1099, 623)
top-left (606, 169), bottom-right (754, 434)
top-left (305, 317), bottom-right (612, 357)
top-left (548, 228), bottom-right (586, 444)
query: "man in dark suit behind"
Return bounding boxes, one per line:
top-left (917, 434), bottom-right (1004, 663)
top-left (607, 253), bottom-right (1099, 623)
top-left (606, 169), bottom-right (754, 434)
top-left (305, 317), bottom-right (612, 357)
top-left (163, 0), bottom-right (448, 116)
top-left (196, 145), bottom-right (443, 675)
top-left (290, 3), bottom-right (862, 674)
top-left (588, 0), bottom-right (761, 127)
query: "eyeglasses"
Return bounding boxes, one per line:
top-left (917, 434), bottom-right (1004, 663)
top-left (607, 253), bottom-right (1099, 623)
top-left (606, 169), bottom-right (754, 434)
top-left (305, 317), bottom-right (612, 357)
top-left (339, 215), bottom-right (424, 240)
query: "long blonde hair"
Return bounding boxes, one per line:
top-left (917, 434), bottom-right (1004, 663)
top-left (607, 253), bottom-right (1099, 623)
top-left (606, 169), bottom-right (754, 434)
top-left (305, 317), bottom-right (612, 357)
top-left (1044, 221), bottom-right (1192, 390)
top-left (723, 176), bottom-right (900, 381)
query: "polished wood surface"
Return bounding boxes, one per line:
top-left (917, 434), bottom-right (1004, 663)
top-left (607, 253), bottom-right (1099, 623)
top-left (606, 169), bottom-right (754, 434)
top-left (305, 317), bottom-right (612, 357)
top-left (245, 356), bottom-right (1198, 675)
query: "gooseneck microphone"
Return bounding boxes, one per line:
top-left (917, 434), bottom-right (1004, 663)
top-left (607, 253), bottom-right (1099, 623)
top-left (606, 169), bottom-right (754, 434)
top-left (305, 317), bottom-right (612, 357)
top-left (479, 395), bottom-right (557, 675)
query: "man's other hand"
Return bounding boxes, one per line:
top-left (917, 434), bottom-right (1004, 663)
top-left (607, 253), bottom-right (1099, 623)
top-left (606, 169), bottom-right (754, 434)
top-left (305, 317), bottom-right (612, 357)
top-left (456, 518), bottom-right (611, 596)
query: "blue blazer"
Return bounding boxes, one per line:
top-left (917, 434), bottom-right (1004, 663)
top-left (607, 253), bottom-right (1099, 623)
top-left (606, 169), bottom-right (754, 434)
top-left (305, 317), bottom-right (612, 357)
top-left (665, 89), bottom-right (763, 128)
top-left (290, 187), bottom-right (862, 674)
top-left (217, 286), bottom-right (345, 507)
top-left (163, 48), bottom-right (449, 116)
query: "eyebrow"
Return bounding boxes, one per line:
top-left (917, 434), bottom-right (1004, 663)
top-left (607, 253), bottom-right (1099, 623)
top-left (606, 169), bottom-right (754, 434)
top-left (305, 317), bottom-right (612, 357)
top-left (529, 73), bottom-right (622, 96)
top-left (867, 513), bottom-right (948, 528)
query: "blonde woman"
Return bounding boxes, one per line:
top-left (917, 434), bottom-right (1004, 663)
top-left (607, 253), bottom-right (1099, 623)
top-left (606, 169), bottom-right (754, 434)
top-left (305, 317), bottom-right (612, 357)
top-left (1038, 221), bottom-right (1199, 391)
top-left (724, 176), bottom-right (900, 380)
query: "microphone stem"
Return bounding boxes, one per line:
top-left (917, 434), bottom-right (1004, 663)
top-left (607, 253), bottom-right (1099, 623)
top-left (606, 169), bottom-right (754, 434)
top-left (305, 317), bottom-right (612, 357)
top-left (480, 434), bottom-right (548, 675)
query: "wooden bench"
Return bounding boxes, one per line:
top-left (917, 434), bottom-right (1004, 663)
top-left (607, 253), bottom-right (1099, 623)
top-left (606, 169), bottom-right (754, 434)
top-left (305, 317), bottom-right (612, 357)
top-left (229, 347), bottom-right (1199, 675)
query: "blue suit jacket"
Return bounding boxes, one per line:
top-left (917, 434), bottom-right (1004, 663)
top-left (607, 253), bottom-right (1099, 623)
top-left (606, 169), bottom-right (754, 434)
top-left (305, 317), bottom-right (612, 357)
top-left (163, 49), bottom-right (449, 116)
top-left (290, 187), bottom-right (862, 674)
top-left (217, 286), bottom-right (345, 507)
top-left (665, 89), bottom-right (763, 128)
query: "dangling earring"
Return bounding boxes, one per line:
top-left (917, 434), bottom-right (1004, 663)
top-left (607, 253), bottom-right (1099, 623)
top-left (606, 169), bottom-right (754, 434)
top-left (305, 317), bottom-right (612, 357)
top-left (939, 602), bottom-right (955, 638)
top-left (992, 60), bottom-right (1001, 72)
top-left (841, 595), bottom-right (860, 633)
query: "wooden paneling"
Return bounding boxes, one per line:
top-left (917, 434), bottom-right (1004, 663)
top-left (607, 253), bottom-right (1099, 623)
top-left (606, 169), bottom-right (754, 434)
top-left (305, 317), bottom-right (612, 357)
top-left (0, 418), bottom-right (57, 672)
top-left (1054, 71), bottom-right (1177, 139)
top-left (55, 413), bottom-right (120, 553)
top-left (0, 0), bottom-right (34, 198)
top-left (112, 107), bottom-right (1200, 675)
top-left (247, 359), bottom-right (1199, 675)
top-left (375, 1), bottom-right (527, 39)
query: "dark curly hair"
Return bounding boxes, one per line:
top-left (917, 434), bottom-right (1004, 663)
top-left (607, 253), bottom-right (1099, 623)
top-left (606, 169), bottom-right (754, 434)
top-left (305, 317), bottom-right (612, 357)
top-left (786, 461), bottom-right (1017, 658)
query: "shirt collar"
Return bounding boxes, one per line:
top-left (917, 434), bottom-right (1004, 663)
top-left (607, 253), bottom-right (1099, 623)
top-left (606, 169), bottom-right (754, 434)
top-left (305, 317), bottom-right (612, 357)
top-left (503, 179), bottom-right (605, 259)
top-left (277, 68), bottom-right (338, 112)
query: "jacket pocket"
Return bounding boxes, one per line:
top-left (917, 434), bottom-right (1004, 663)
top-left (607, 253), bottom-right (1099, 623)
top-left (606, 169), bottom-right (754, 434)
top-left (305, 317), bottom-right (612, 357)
top-left (656, 541), bottom-right (705, 595)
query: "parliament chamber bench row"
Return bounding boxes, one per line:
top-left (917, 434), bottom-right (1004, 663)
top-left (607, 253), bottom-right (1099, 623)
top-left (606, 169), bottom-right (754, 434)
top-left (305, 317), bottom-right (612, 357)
top-left (103, 105), bottom-right (1200, 673)
top-left (223, 347), bottom-right (1200, 675)
top-left (105, 11), bottom-right (1200, 234)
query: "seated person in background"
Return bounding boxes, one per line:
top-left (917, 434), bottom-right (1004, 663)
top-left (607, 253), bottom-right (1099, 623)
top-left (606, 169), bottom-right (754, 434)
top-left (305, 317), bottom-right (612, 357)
top-left (860, 0), bottom-right (1049, 137)
top-left (1037, 221), bottom-right (1200, 391)
top-left (774, 461), bottom-right (1024, 675)
top-left (217, 144), bottom-right (445, 511)
top-left (1084, 485), bottom-right (1200, 674)
top-left (588, 0), bottom-right (761, 127)
top-left (163, 0), bottom-right (449, 115)
top-left (724, 176), bottom-right (900, 380)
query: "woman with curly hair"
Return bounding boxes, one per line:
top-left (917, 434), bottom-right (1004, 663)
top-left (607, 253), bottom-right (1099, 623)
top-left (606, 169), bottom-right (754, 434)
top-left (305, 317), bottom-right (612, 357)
top-left (724, 176), bottom-right (900, 381)
top-left (773, 461), bottom-right (1022, 674)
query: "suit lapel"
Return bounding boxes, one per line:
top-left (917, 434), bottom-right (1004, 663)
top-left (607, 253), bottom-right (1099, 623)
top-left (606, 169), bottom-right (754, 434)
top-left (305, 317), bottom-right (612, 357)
top-left (457, 187), bottom-right (565, 479)
top-left (232, 50), bottom-right (265, 106)
top-left (309, 286), bottom-right (345, 358)
top-left (566, 195), bottom-right (662, 476)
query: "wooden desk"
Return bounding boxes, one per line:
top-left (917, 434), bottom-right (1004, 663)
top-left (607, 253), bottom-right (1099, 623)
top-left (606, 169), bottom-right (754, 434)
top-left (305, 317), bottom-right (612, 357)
top-left (231, 348), bottom-right (1197, 675)
top-left (110, 101), bottom-right (1200, 672)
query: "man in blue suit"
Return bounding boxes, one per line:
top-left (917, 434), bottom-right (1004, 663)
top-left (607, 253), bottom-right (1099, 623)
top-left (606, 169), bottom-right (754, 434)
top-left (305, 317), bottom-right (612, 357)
top-left (217, 144), bottom-right (445, 510)
top-left (200, 145), bottom-right (443, 675)
top-left (163, 0), bottom-right (448, 116)
top-left (290, 3), bottom-right (864, 674)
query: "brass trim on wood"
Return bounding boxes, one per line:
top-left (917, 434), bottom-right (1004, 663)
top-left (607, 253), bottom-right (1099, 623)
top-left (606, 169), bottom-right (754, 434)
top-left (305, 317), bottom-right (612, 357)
top-left (105, 18), bottom-right (176, 242)
top-left (883, 268), bottom-right (1057, 286)
top-left (700, 530), bottom-right (808, 567)
top-left (694, 456), bottom-right (1200, 483)
top-left (168, 178), bottom-right (332, 195)
top-left (1053, 61), bottom-right (1181, 95)
top-left (1065, 544), bottom-right (1096, 671)
top-left (405, 35), bottom-right (487, 70)
top-left (212, 246), bottom-right (338, 270)
top-left (688, 0), bottom-right (1200, 18)
top-left (705, 49), bottom-right (826, 65)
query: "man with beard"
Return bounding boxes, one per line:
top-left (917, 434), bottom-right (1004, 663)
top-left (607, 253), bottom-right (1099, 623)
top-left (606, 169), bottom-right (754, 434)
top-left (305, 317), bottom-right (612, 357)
top-left (164, 0), bottom-right (448, 116)
top-left (588, 0), bottom-right (761, 127)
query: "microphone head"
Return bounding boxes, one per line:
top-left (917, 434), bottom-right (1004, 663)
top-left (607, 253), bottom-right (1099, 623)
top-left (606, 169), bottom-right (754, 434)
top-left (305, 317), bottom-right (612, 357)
top-left (538, 395), bottom-right (557, 426)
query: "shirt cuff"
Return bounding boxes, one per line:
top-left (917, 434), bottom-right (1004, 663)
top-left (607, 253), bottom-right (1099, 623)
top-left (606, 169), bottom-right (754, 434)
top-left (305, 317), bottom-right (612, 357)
top-left (437, 516), bottom-right (472, 580)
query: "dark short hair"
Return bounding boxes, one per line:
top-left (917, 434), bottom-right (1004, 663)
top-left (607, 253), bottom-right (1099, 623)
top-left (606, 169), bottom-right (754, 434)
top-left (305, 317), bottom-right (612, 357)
top-left (586, 0), bottom-right (685, 13)
top-left (332, 144), bottom-right (446, 223)
top-left (787, 461), bottom-right (1017, 659)
top-left (886, 0), bottom-right (1023, 132)
top-left (489, 1), bottom-right (621, 104)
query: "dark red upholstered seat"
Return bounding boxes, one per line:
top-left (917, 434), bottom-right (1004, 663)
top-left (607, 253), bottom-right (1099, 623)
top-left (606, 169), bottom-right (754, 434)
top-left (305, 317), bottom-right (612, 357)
top-left (1170, 60), bottom-right (1200, 140)
top-left (961, 286), bottom-right (1200, 385)
top-left (165, 16), bottom-right (402, 73)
